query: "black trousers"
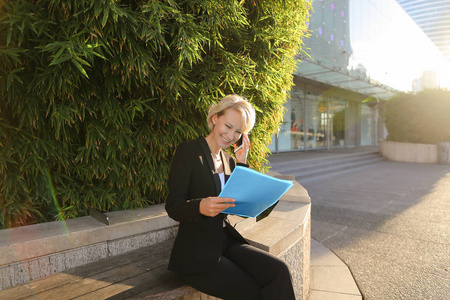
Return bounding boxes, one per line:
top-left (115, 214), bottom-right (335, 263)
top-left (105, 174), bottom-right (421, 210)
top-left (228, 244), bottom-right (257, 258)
top-left (179, 227), bottom-right (296, 300)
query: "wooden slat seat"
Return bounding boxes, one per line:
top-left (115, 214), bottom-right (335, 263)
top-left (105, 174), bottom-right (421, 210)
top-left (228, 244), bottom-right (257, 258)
top-left (0, 239), bottom-right (200, 300)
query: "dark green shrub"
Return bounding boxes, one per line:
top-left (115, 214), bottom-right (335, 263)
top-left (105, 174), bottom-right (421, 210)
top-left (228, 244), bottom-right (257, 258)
top-left (384, 89), bottom-right (450, 144)
top-left (0, 0), bottom-right (310, 228)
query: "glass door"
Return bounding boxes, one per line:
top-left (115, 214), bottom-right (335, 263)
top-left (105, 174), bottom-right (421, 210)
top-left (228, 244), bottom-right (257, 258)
top-left (360, 105), bottom-right (373, 146)
top-left (304, 95), bottom-right (327, 150)
top-left (273, 91), bottom-right (306, 152)
top-left (330, 99), bottom-right (347, 147)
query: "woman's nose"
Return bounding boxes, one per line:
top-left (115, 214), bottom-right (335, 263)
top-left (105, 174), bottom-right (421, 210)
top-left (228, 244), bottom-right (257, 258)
top-left (226, 132), bottom-right (235, 142)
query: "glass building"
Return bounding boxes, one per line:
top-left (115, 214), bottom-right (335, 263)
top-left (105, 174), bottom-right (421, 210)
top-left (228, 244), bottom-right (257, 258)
top-left (269, 0), bottom-right (450, 153)
top-left (397, 0), bottom-right (450, 63)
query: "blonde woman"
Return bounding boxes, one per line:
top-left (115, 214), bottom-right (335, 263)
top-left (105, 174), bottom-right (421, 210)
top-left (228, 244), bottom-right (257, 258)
top-left (165, 95), bottom-right (295, 300)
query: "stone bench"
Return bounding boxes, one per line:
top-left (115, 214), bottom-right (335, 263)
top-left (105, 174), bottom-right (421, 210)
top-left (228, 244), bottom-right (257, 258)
top-left (0, 173), bottom-right (311, 299)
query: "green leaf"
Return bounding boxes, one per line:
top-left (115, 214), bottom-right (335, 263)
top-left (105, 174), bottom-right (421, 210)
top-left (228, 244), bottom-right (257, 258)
top-left (71, 59), bottom-right (89, 78)
top-left (50, 55), bottom-right (71, 65)
top-left (6, 29), bottom-right (12, 46)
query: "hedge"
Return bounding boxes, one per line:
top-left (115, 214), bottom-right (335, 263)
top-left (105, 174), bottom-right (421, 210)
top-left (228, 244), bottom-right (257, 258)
top-left (0, 0), bottom-right (310, 228)
top-left (384, 89), bottom-right (450, 144)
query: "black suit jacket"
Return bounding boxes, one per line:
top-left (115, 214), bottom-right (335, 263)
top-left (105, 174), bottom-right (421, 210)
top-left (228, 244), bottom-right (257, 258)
top-left (165, 137), bottom-right (248, 275)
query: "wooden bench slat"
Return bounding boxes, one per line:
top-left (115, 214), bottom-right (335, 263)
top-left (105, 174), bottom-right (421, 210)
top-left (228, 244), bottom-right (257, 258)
top-left (26, 262), bottom-right (170, 299)
top-left (131, 277), bottom-right (196, 300)
top-left (0, 239), bottom-right (175, 299)
top-left (75, 265), bottom-right (177, 300)
top-left (64, 239), bottom-right (174, 278)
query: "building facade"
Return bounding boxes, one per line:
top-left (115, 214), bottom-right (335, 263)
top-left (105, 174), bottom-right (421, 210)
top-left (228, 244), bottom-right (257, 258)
top-left (269, 0), bottom-right (450, 153)
top-left (397, 0), bottom-right (450, 63)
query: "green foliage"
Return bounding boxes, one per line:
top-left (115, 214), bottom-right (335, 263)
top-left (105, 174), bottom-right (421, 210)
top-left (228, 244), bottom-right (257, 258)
top-left (384, 89), bottom-right (450, 144)
top-left (0, 0), bottom-right (310, 228)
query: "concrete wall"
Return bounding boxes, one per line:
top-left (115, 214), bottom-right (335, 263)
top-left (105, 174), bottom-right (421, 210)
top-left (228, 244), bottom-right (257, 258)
top-left (0, 174), bottom-right (311, 299)
top-left (380, 140), bottom-right (438, 164)
top-left (0, 205), bottom-right (179, 290)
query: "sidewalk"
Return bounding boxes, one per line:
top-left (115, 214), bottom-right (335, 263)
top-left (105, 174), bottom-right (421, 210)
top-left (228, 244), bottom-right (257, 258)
top-left (269, 147), bottom-right (450, 299)
top-left (308, 239), bottom-right (362, 300)
top-left (269, 148), bottom-right (372, 300)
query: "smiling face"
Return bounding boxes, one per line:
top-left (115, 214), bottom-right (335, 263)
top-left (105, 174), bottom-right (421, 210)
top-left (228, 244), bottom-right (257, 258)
top-left (210, 108), bottom-right (243, 151)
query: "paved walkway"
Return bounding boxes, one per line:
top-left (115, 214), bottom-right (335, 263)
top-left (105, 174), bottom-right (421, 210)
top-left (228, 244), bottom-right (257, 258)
top-left (309, 239), bottom-right (361, 300)
top-left (269, 151), bottom-right (450, 300)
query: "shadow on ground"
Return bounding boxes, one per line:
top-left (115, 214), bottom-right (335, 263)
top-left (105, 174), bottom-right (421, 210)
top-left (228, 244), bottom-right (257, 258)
top-left (300, 161), bottom-right (450, 300)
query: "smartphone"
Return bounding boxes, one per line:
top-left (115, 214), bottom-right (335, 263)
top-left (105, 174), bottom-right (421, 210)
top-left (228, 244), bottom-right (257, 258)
top-left (235, 135), bottom-right (243, 147)
top-left (234, 135), bottom-right (244, 153)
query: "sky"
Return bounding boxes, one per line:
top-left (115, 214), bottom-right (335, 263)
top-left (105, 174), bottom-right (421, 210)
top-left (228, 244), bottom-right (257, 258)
top-left (348, 0), bottom-right (450, 91)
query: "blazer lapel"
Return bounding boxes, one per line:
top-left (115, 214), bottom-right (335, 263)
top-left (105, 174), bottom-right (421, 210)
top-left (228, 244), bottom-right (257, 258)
top-left (222, 151), bottom-right (233, 182)
top-left (198, 137), bottom-right (221, 195)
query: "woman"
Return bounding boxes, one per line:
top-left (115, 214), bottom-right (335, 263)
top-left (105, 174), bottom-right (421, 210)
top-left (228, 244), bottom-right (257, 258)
top-left (165, 94), bottom-right (296, 300)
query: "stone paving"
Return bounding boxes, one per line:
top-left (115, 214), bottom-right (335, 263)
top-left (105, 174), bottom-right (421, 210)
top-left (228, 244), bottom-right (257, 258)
top-left (300, 160), bottom-right (450, 300)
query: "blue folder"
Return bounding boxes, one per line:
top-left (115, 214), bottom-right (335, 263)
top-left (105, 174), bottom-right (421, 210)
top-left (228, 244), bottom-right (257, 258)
top-left (219, 166), bottom-right (294, 218)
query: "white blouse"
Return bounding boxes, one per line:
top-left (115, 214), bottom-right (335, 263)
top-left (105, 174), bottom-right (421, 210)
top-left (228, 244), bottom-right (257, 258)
top-left (218, 172), bottom-right (225, 190)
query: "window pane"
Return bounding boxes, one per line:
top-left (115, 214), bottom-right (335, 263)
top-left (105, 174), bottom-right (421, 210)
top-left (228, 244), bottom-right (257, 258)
top-left (360, 105), bottom-right (373, 146)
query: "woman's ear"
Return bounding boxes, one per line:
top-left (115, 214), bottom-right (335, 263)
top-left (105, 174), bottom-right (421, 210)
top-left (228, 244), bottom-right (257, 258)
top-left (212, 114), bottom-right (218, 126)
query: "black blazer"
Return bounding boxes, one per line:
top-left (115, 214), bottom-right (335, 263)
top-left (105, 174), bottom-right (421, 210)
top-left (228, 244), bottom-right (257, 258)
top-left (165, 137), bottom-right (248, 275)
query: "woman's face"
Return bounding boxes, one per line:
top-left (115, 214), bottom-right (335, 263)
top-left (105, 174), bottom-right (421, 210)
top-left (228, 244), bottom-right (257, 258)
top-left (211, 108), bottom-right (243, 150)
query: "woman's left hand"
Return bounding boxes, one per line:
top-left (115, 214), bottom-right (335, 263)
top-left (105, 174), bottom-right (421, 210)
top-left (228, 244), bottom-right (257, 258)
top-left (234, 133), bottom-right (250, 164)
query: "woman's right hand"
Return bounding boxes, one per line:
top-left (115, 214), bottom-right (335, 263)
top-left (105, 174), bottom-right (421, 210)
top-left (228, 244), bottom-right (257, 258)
top-left (199, 197), bottom-right (235, 217)
top-left (234, 133), bottom-right (250, 164)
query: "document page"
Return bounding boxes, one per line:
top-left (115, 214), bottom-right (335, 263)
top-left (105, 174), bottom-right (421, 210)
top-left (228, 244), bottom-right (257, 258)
top-left (219, 166), bottom-right (294, 218)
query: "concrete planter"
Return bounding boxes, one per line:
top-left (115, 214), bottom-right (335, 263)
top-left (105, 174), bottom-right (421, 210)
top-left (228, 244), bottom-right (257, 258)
top-left (380, 140), bottom-right (438, 164)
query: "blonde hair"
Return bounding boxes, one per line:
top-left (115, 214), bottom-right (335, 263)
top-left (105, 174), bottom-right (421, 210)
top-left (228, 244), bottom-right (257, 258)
top-left (207, 94), bottom-right (256, 133)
